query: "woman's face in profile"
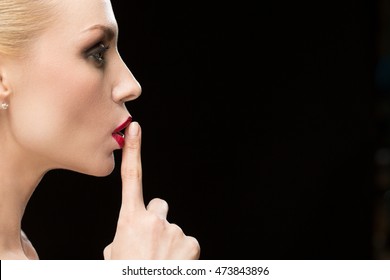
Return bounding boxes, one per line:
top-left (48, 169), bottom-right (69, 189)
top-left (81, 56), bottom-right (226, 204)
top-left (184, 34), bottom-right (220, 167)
top-left (3, 0), bottom-right (141, 176)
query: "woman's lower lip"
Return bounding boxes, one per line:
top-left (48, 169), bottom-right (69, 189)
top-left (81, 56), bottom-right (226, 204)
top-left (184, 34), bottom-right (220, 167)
top-left (112, 133), bottom-right (125, 149)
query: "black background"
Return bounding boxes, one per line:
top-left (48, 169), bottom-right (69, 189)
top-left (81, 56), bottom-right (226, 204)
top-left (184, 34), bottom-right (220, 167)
top-left (22, 0), bottom-right (378, 259)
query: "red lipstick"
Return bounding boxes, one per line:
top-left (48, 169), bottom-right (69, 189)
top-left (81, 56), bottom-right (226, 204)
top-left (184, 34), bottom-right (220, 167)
top-left (112, 116), bottom-right (132, 148)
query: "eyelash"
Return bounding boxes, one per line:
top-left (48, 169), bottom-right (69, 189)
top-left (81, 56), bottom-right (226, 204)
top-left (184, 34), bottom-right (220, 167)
top-left (87, 43), bottom-right (110, 68)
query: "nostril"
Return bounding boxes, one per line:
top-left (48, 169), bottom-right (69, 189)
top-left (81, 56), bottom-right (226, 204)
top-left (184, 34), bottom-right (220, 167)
top-left (112, 75), bottom-right (142, 102)
top-left (120, 83), bottom-right (142, 103)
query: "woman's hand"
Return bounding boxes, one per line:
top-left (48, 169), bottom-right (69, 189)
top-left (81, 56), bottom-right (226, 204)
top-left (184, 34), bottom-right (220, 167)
top-left (104, 122), bottom-right (200, 260)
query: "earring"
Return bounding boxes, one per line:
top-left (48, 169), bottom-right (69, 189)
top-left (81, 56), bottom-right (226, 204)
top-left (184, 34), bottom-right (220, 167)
top-left (1, 102), bottom-right (9, 110)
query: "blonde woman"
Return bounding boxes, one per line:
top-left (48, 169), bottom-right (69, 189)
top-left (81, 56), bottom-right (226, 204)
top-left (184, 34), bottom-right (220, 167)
top-left (0, 0), bottom-right (200, 260)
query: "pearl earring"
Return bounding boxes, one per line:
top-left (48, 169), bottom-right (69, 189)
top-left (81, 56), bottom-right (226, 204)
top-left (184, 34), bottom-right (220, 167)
top-left (1, 103), bottom-right (9, 110)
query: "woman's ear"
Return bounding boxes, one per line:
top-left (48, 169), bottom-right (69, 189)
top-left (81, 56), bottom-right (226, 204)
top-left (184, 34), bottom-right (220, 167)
top-left (0, 70), bottom-right (12, 99)
top-left (0, 68), bottom-right (12, 111)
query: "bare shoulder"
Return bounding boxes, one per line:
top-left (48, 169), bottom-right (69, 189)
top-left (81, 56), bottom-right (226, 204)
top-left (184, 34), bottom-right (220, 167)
top-left (21, 230), bottom-right (39, 260)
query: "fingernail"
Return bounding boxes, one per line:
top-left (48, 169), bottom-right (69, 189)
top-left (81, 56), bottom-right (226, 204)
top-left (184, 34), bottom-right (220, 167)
top-left (129, 121), bottom-right (139, 137)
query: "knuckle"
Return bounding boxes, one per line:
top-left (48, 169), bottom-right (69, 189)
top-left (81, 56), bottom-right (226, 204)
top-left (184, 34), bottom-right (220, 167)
top-left (117, 209), bottom-right (141, 228)
top-left (188, 236), bottom-right (200, 250)
top-left (103, 244), bottom-right (112, 259)
top-left (121, 167), bottom-right (142, 181)
top-left (186, 236), bottom-right (201, 258)
top-left (168, 223), bottom-right (184, 236)
top-left (148, 214), bottom-right (167, 229)
top-left (149, 198), bottom-right (169, 210)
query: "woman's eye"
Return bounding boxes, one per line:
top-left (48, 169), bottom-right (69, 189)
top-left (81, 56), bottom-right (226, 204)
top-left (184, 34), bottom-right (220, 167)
top-left (87, 43), bottom-right (110, 67)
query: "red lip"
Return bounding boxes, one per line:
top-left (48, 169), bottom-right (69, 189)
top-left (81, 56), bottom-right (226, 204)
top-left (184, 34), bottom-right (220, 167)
top-left (112, 116), bottom-right (132, 148)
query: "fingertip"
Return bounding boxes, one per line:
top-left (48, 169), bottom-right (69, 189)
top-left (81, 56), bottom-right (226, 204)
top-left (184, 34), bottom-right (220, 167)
top-left (122, 121), bottom-right (141, 157)
top-left (128, 121), bottom-right (140, 138)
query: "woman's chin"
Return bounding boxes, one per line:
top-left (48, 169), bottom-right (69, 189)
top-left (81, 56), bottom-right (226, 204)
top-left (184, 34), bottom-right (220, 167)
top-left (75, 156), bottom-right (116, 177)
top-left (91, 161), bottom-right (116, 177)
top-left (90, 165), bottom-right (115, 177)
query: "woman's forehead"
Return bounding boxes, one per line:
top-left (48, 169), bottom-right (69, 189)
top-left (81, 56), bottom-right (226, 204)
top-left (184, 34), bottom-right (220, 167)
top-left (50, 0), bottom-right (117, 35)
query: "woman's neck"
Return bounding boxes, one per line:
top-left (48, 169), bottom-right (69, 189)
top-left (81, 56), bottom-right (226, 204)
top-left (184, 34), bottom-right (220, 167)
top-left (0, 137), bottom-right (47, 259)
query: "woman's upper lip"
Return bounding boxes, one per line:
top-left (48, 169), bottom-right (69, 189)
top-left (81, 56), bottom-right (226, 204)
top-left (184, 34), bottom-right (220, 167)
top-left (113, 116), bottom-right (132, 133)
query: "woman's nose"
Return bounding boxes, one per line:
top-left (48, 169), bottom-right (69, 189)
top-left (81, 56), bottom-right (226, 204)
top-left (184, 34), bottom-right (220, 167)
top-left (112, 56), bottom-right (142, 103)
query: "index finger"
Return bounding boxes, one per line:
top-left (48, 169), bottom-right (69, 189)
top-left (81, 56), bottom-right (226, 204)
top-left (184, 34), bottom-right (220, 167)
top-left (120, 121), bottom-right (145, 212)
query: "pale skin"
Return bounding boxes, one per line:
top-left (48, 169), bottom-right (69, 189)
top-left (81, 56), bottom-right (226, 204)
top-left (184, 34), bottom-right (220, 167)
top-left (0, 0), bottom-right (200, 260)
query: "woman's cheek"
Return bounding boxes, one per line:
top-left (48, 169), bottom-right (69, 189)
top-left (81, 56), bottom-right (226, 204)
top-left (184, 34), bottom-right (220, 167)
top-left (11, 67), bottom-right (101, 156)
top-left (10, 96), bottom-right (64, 151)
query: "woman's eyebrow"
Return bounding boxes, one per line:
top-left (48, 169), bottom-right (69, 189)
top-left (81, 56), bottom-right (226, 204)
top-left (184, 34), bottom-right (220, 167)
top-left (82, 24), bottom-right (117, 41)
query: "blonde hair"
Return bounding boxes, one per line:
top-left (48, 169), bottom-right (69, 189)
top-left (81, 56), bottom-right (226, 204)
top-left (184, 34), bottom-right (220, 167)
top-left (0, 0), bottom-right (56, 57)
